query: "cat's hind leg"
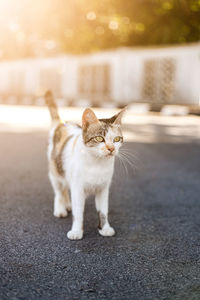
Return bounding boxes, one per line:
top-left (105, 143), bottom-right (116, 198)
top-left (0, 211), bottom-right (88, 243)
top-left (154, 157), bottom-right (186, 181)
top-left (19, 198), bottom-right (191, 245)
top-left (62, 187), bottom-right (72, 213)
top-left (49, 172), bottom-right (70, 218)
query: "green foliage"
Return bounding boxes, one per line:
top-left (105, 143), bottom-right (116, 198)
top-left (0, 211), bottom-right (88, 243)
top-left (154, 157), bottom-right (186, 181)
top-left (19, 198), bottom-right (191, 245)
top-left (0, 0), bottom-right (199, 59)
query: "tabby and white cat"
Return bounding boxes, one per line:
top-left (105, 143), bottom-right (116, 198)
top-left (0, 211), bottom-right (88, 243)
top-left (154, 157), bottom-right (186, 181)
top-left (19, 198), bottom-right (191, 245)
top-left (45, 91), bottom-right (125, 240)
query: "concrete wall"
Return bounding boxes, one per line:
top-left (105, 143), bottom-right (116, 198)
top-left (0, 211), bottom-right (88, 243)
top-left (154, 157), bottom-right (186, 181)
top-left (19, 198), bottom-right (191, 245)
top-left (0, 43), bottom-right (199, 106)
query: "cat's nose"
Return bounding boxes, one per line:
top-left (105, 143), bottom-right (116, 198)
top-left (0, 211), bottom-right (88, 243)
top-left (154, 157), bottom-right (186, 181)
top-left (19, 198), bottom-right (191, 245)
top-left (106, 145), bottom-right (115, 153)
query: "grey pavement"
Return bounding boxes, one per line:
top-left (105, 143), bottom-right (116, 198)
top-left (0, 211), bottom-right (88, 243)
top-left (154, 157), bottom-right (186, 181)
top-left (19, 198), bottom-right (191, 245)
top-left (0, 116), bottom-right (200, 300)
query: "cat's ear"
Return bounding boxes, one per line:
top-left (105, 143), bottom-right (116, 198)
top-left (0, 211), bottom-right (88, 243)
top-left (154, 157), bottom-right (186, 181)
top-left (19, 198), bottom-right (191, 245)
top-left (82, 108), bottom-right (99, 129)
top-left (112, 107), bottom-right (127, 125)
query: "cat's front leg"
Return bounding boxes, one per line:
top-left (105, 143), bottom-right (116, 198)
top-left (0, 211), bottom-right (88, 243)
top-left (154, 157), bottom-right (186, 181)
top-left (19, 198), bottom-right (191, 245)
top-left (95, 185), bottom-right (115, 237)
top-left (67, 186), bottom-right (85, 240)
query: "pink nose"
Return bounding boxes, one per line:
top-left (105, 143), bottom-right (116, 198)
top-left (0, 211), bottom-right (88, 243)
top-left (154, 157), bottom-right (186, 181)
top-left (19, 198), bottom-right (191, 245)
top-left (107, 146), bottom-right (115, 153)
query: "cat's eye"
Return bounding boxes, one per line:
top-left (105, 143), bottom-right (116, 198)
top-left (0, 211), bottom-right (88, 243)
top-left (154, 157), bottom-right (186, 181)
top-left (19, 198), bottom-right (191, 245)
top-left (94, 136), bottom-right (104, 143)
top-left (113, 136), bottom-right (121, 143)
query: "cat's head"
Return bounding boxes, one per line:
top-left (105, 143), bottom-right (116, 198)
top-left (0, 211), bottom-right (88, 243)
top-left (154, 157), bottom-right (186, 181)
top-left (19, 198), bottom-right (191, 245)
top-left (82, 108), bottom-right (125, 158)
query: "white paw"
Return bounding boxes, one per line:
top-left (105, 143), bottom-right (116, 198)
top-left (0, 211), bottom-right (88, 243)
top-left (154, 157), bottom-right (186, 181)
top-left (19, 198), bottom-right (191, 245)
top-left (67, 230), bottom-right (83, 240)
top-left (66, 204), bottom-right (72, 212)
top-left (53, 208), bottom-right (68, 218)
top-left (98, 226), bottom-right (115, 237)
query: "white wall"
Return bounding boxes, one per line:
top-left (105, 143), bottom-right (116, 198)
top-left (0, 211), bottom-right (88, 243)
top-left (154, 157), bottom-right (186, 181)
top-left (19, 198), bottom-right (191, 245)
top-left (111, 44), bottom-right (200, 105)
top-left (0, 44), bottom-right (199, 106)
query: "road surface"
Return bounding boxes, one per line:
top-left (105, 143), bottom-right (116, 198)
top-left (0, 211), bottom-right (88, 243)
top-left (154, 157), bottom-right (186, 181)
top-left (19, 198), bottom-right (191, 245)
top-left (0, 106), bottom-right (200, 299)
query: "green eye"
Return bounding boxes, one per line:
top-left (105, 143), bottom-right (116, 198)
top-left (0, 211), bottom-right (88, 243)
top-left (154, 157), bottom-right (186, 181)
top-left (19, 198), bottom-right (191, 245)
top-left (113, 136), bottom-right (121, 143)
top-left (95, 136), bottom-right (104, 142)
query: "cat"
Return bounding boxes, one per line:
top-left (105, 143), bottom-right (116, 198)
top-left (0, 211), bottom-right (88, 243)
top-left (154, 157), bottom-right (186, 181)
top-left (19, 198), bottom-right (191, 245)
top-left (45, 91), bottom-right (125, 240)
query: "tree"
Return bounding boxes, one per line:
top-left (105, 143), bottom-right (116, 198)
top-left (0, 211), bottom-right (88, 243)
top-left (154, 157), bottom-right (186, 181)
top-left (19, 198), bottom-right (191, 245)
top-left (0, 0), bottom-right (199, 59)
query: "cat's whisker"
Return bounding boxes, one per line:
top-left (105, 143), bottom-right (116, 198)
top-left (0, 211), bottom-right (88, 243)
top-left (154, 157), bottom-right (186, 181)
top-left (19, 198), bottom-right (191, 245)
top-left (117, 150), bottom-right (142, 175)
top-left (116, 154), bottom-right (129, 175)
top-left (120, 152), bottom-right (140, 167)
top-left (116, 153), bottom-right (135, 175)
top-left (119, 149), bottom-right (142, 169)
top-left (120, 152), bottom-right (139, 163)
top-left (119, 156), bottom-right (129, 175)
top-left (119, 149), bottom-right (141, 162)
top-left (119, 154), bottom-right (137, 171)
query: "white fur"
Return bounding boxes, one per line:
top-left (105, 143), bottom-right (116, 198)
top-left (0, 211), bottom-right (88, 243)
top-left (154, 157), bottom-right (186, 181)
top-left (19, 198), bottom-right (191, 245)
top-left (48, 123), bottom-right (122, 240)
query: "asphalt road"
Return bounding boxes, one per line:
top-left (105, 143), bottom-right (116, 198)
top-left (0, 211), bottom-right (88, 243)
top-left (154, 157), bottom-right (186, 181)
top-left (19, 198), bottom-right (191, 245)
top-left (0, 120), bottom-right (200, 299)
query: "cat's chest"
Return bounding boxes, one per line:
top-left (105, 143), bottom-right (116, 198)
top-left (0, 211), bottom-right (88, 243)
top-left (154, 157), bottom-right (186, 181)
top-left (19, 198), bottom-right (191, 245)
top-left (82, 161), bottom-right (114, 187)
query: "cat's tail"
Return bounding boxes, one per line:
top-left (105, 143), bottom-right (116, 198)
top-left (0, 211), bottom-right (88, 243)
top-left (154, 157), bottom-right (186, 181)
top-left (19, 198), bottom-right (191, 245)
top-left (44, 90), bottom-right (60, 124)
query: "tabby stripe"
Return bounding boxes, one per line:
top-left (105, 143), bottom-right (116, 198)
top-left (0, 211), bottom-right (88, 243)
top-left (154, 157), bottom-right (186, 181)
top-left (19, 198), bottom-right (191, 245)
top-left (98, 212), bottom-right (106, 229)
top-left (55, 135), bottom-right (73, 176)
top-left (72, 136), bottom-right (79, 152)
top-left (53, 124), bottom-right (64, 147)
top-left (45, 90), bottom-right (60, 122)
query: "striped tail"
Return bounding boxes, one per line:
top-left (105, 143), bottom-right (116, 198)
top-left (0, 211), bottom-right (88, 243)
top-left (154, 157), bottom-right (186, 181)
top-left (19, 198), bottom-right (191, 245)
top-left (44, 90), bottom-right (60, 123)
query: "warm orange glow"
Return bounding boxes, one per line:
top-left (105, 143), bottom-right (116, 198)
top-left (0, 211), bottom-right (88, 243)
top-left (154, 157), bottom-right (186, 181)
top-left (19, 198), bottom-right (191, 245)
top-left (0, 0), bottom-right (199, 60)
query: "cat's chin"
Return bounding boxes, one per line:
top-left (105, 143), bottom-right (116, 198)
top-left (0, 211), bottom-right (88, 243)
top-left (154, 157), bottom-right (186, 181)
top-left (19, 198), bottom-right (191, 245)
top-left (92, 153), bottom-right (115, 160)
top-left (103, 153), bottom-right (116, 160)
top-left (106, 153), bottom-right (115, 158)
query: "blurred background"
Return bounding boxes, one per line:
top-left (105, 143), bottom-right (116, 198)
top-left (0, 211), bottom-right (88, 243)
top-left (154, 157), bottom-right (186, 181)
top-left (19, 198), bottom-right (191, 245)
top-left (0, 0), bottom-right (199, 110)
top-left (0, 3), bottom-right (200, 298)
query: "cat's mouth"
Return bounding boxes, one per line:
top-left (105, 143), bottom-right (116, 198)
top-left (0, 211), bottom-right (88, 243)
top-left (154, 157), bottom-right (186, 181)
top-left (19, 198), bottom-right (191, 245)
top-left (106, 152), bottom-right (115, 157)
